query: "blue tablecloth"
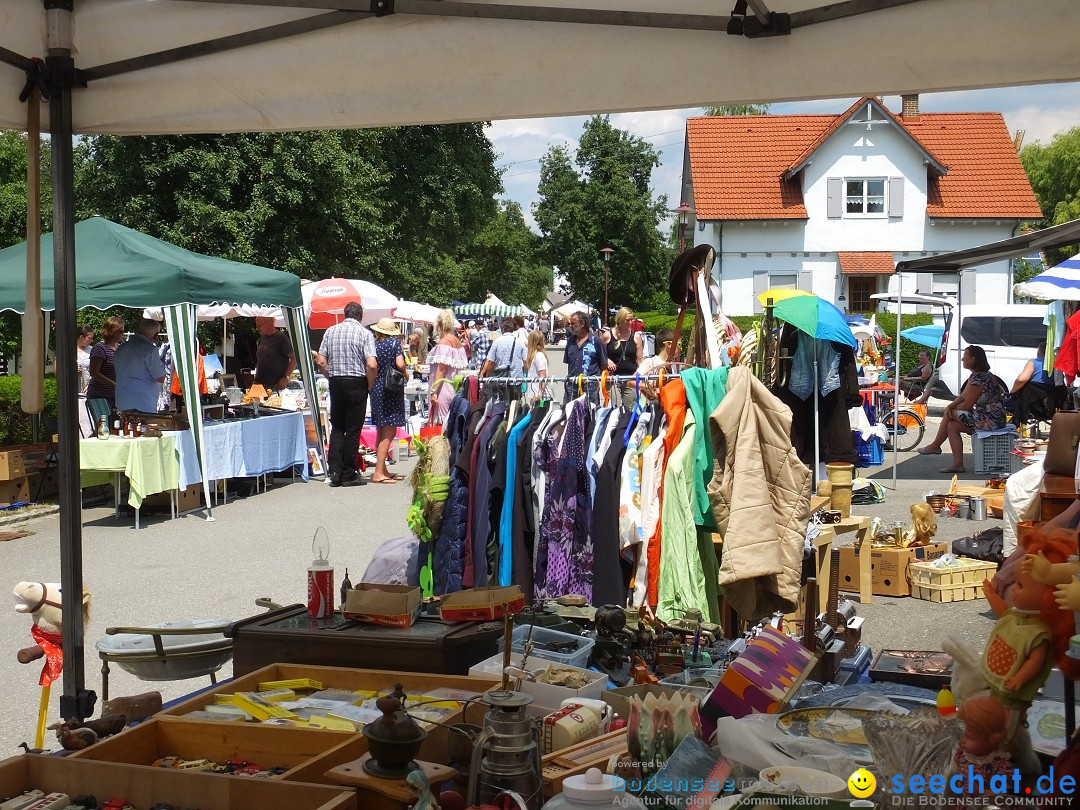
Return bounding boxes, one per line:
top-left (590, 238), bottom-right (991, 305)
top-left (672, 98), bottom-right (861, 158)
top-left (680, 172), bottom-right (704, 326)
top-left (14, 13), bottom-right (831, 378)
top-left (166, 411), bottom-right (309, 489)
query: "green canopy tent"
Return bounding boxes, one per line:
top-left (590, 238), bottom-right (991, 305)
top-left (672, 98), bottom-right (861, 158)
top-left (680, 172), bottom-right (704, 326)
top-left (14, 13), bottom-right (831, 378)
top-left (0, 217), bottom-right (323, 516)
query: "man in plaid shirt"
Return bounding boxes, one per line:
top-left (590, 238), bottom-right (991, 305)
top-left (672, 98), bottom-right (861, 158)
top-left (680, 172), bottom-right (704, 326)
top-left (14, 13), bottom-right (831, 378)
top-left (316, 301), bottom-right (377, 487)
top-left (470, 323), bottom-right (492, 371)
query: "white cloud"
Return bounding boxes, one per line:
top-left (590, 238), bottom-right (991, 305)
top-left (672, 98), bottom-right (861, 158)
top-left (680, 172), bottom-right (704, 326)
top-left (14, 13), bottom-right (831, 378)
top-left (491, 83), bottom-right (1080, 232)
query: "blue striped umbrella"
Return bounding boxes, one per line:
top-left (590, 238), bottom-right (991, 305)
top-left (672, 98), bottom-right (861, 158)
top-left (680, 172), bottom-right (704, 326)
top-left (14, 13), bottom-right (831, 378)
top-left (1013, 254), bottom-right (1080, 300)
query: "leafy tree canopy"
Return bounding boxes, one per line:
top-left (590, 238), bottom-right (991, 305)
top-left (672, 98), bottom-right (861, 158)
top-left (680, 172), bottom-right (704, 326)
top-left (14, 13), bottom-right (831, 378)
top-left (702, 104), bottom-right (770, 116)
top-left (0, 130), bottom-right (51, 250)
top-left (534, 116), bottom-right (672, 317)
top-left (1021, 127), bottom-right (1080, 262)
top-left (72, 125), bottom-right (503, 302)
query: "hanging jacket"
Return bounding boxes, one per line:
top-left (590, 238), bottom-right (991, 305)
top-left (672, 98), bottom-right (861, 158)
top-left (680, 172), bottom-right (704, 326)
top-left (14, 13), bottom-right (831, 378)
top-left (433, 394), bottom-right (474, 595)
top-left (707, 366), bottom-right (811, 622)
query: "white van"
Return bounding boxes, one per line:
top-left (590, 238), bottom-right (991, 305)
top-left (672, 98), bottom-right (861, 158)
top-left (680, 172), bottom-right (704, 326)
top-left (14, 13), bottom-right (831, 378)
top-left (936, 303), bottom-right (1047, 398)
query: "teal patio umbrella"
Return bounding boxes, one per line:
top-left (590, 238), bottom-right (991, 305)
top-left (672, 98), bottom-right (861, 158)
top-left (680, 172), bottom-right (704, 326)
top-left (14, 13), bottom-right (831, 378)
top-left (772, 294), bottom-right (858, 349)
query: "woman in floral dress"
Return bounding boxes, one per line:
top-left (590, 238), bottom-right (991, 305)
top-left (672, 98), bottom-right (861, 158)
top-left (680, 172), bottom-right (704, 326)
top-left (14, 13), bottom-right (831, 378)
top-left (427, 309), bottom-right (469, 427)
top-left (917, 345), bottom-right (1007, 473)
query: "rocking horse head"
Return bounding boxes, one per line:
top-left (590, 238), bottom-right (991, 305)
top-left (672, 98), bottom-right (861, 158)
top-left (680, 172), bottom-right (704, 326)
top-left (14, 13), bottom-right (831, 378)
top-left (14, 582), bottom-right (90, 635)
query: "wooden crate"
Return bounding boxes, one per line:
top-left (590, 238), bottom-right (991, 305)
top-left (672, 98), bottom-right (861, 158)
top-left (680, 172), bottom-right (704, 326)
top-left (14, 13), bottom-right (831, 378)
top-left (910, 581), bottom-right (985, 602)
top-left (0, 753), bottom-right (356, 810)
top-left (161, 662), bottom-right (499, 722)
top-left (0, 449), bottom-right (25, 480)
top-left (71, 717), bottom-right (352, 781)
top-left (909, 559), bottom-right (998, 587)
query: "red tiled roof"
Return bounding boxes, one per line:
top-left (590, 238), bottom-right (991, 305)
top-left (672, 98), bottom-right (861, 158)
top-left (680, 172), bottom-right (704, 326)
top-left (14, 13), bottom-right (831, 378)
top-left (838, 252), bottom-right (895, 275)
top-left (687, 101), bottom-right (1042, 221)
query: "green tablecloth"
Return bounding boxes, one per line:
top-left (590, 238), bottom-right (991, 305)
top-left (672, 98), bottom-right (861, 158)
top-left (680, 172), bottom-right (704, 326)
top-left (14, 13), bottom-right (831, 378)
top-left (80, 436), bottom-right (180, 508)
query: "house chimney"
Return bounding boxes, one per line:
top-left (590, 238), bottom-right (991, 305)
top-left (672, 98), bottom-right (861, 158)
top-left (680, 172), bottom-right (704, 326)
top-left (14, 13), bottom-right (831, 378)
top-left (901, 94), bottom-right (920, 120)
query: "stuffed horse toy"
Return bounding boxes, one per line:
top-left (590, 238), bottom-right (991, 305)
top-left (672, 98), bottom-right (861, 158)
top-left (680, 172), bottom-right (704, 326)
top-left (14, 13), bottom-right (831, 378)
top-left (14, 581), bottom-right (91, 748)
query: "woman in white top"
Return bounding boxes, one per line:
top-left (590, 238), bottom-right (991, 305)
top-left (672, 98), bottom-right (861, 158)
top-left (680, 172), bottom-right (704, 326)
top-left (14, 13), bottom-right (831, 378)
top-left (525, 329), bottom-right (549, 403)
top-left (76, 324), bottom-right (94, 393)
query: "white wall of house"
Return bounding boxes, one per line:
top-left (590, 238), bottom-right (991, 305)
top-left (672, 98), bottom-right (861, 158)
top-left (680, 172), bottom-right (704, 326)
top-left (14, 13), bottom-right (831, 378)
top-left (693, 117), bottom-right (1024, 316)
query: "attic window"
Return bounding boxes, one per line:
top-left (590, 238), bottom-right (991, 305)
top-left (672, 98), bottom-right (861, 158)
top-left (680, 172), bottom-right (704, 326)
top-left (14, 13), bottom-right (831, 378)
top-left (846, 178), bottom-right (885, 215)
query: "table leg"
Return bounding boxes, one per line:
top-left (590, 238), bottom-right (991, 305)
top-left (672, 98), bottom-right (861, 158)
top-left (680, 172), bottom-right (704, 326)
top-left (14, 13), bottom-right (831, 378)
top-left (114, 473), bottom-right (121, 519)
top-left (856, 518), bottom-right (873, 605)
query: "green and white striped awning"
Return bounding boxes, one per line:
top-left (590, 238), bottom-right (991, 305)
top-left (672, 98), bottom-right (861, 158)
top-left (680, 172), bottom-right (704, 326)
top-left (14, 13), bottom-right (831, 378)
top-left (455, 302), bottom-right (522, 318)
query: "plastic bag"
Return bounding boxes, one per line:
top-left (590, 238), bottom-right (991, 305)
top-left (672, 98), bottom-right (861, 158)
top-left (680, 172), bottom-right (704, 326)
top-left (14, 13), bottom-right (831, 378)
top-left (360, 535), bottom-right (420, 586)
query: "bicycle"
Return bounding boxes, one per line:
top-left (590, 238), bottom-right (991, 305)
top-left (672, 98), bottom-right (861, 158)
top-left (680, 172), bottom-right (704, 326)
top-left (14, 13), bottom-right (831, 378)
top-left (864, 383), bottom-right (926, 453)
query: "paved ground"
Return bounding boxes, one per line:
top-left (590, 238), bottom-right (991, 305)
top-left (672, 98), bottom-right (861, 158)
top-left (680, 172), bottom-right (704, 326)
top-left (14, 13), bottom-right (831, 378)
top-left (0, 368), bottom-right (1001, 754)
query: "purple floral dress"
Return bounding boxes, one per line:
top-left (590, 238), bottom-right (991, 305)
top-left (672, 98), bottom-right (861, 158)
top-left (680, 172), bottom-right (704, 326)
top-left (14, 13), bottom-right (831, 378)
top-left (535, 399), bottom-right (594, 601)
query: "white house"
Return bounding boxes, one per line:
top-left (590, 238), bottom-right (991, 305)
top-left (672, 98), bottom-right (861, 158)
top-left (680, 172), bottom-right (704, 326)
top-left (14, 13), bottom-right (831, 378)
top-left (681, 96), bottom-right (1043, 316)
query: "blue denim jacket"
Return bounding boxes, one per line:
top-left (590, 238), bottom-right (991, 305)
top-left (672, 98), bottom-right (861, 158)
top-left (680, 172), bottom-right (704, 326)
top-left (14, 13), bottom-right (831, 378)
top-left (789, 332), bottom-right (841, 400)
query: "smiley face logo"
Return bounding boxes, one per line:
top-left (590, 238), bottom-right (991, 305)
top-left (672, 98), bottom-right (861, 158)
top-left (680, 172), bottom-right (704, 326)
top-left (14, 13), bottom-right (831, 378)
top-left (848, 768), bottom-right (876, 798)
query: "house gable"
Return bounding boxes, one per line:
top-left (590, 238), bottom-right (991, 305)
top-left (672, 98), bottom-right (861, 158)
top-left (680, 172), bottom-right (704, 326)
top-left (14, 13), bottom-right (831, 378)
top-left (687, 99), bottom-right (1042, 223)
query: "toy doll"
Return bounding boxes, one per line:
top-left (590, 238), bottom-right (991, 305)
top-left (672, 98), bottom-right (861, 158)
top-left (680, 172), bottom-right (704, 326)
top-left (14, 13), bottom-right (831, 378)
top-left (905, 502), bottom-right (937, 547)
top-left (954, 695), bottom-right (1013, 781)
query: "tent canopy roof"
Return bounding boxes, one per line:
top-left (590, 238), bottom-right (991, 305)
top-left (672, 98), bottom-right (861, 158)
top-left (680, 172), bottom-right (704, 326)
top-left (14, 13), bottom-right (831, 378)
top-left (0, 217), bottom-right (303, 313)
top-left (2, 0), bottom-right (1078, 135)
top-left (894, 219), bottom-right (1080, 275)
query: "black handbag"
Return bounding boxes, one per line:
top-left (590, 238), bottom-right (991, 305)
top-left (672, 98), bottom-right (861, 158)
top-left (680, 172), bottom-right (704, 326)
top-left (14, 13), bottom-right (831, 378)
top-left (383, 365), bottom-right (406, 395)
top-left (953, 527), bottom-right (1004, 567)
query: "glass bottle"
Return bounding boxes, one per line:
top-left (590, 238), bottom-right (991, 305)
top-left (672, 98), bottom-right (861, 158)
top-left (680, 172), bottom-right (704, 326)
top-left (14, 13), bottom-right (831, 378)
top-left (96, 415), bottom-right (109, 440)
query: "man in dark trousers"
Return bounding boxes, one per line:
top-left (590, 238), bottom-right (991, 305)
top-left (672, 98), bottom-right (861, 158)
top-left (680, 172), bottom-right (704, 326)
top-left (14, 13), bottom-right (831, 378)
top-left (316, 302), bottom-right (377, 487)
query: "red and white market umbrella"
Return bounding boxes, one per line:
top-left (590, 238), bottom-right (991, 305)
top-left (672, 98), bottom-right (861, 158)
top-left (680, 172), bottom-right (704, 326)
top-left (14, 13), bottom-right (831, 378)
top-left (302, 278), bottom-right (399, 329)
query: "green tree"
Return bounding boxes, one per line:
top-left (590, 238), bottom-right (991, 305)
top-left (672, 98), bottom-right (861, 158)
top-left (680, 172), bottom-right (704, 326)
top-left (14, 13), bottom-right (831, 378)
top-left (463, 200), bottom-right (552, 307)
top-left (702, 104), bottom-right (770, 116)
top-left (0, 130), bottom-right (51, 250)
top-left (73, 124), bottom-right (503, 302)
top-left (534, 116), bottom-right (671, 315)
top-left (1020, 127), bottom-right (1080, 262)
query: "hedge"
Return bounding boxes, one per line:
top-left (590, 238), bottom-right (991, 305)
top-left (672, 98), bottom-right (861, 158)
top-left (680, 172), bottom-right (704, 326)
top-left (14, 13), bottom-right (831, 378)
top-left (638, 309), bottom-right (936, 374)
top-left (0, 375), bottom-right (58, 446)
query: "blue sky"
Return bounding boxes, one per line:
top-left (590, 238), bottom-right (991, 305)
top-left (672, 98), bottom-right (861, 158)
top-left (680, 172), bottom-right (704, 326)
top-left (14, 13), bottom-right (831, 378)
top-left (488, 82), bottom-right (1080, 233)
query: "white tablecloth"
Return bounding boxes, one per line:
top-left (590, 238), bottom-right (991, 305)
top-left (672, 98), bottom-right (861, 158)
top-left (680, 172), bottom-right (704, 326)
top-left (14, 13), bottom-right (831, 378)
top-left (166, 411), bottom-right (309, 489)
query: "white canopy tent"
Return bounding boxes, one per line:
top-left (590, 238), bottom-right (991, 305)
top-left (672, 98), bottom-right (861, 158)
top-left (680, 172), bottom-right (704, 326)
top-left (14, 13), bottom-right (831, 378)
top-left (3, 0), bottom-right (1080, 721)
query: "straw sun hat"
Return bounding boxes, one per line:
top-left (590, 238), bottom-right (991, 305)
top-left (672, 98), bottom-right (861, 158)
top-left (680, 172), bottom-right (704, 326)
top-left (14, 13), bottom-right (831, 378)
top-left (371, 317), bottom-right (401, 337)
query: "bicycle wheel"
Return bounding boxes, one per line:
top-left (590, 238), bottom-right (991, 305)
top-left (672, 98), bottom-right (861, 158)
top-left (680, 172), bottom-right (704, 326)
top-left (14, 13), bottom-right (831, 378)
top-left (882, 408), bottom-right (925, 453)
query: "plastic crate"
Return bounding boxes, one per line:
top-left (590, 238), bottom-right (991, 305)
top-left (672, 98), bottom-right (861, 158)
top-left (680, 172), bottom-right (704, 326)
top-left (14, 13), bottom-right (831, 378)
top-left (855, 435), bottom-right (884, 466)
top-left (497, 624), bottom-right (595, 670)
top-left (972, 431), bottom-right (1014, 474)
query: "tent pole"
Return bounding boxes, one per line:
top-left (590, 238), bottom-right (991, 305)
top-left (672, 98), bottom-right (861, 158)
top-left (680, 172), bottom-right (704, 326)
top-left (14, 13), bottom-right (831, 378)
top-left (813, 356), bottom-right (820, 486)
top-left (48, 3), bottom-right (94, 722)
top-left (893, 272), bottom-right (902, 490)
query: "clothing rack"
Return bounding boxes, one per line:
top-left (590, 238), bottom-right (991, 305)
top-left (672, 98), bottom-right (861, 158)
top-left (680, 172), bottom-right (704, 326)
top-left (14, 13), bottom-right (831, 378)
top-left (477, 371), bottom-right (684, 385)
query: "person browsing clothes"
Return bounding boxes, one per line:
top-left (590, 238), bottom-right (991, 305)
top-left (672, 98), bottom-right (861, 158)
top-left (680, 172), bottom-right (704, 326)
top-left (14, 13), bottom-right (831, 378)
top-left (564, 310), bottom-right (608, 404)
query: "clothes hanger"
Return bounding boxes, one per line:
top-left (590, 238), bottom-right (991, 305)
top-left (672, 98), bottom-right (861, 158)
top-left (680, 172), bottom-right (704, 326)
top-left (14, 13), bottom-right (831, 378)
top-left (578, 374), bottom-right (585, 399)
top-left (623, 373), bottom-right (643, 444)
top-left (600, 370), bottom-right (611, 407)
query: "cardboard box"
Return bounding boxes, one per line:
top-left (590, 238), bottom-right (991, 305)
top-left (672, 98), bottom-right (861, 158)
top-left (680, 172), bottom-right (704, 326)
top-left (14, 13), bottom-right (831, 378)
top-left (700, 626), bottom-right (816, 734)
top-left (343, 583), bottom-right (421, 628)
top-left (8, 442), bottom-right (49, 472)
top-left (28, 467), bottom-right (59, 498)
top-left (469, 651), bottom-right (608, 714)
top-left (439, 585), bottom-right (525, 621)
top-left (0, 449), bottom-right (25, 480)
top-left (837, 541), bottom-right (949, 597)
top-left (0, 476), bottom-right (29, 505)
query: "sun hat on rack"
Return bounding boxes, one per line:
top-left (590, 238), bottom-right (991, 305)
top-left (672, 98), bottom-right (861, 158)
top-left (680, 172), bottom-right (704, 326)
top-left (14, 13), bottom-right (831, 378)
top-left (371, 317), bottom-right (401, 337)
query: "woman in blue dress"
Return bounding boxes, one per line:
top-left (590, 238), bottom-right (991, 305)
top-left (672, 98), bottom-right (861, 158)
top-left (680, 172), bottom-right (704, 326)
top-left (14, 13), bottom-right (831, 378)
top-left (369, 318), bottom-right (407, 484)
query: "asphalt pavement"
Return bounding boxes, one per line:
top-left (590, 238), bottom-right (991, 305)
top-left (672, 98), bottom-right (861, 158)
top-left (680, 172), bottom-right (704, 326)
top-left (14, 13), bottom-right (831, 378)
top-left (0, 365), bottom-right (1001, 755)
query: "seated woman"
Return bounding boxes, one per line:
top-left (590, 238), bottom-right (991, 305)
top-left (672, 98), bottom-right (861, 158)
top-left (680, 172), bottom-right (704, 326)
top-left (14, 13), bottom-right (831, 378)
top-left (1010, 342), bottom-right (1059, 423)
top-left (903, 350), bottom-right (934, 400)
top-left (917, 345), bottom-right (1008, 474)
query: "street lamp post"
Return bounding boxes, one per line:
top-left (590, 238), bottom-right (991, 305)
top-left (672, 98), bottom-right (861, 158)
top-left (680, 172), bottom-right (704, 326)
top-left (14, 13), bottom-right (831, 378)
top-left (600, 247), bottom-right (614, 328)
top-left (671, 202), bottom-right (696, 253)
